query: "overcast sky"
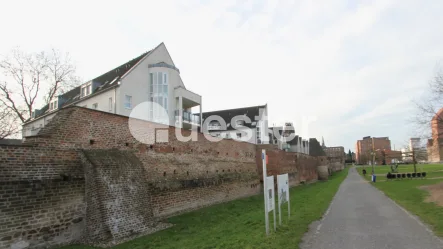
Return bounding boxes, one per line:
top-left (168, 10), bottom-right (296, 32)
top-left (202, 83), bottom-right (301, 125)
top-left (1, 0), bottom-right (443, 151)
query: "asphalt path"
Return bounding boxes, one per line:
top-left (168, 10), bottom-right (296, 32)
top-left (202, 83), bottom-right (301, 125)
top-left (300, 167), bottom-right (443, 249)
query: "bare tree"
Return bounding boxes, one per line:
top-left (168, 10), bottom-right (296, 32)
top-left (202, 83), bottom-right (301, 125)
top-left (0, 48), bottom-right (80, 124)
top-left (413, 66), bottom-right (443, 140)
top-left (0, 105), bottom-right (19, 139)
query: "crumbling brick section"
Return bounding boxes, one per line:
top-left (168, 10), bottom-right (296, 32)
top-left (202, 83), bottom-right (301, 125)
top-left (81, 149), bottom-right (155, 246)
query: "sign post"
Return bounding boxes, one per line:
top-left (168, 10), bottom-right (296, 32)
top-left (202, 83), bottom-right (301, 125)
top-left (277, 173), bottom-right (290, 225)
top-left (262, 149), bottom-right (276, 234)
top-left (262, 149), bottom-right (269, 235)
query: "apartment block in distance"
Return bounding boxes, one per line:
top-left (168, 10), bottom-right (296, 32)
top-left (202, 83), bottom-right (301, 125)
top-left (321, 137), bottom-right (345, 163)
top-left (355, 136), bottom-right (391, 164)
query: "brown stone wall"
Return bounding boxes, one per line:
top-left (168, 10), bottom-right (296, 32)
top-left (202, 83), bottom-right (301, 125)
top-left (151, 180), bottom-right (260, 218)
top-left (427, 138), bottom-right (443, 162)
top-left (0, 145), bottom-right (83, 181)
top-left (0, 180), bottom-right (85, 249)
top-left (0, 145), bottom-right (85, 249)
top-left (256, 145), bottom-right (319, 187)
top-left (25, 108), bottom-right (262, 220)
top-left (7, 107), bottom-right (326, 247)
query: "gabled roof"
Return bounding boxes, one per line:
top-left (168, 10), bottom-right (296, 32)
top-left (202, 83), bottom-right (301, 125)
top-left (31, 47), bottom-right (155, 120)
top-left (202, 104), bottom-right (267, 131)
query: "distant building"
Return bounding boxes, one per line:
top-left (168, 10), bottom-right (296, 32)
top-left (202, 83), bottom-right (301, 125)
top-left (321, 137), bottom-right (345, 163)
top-left (409, 138), bottom-right (421, 151)
top-left (201, 105), bottom-right (269, 145)
top-left (376, 149), bottom-right (402, 164)
top-left (427, 108), bottom-right (443, 162)
top-left (355, 136), bottom-right (391, 164)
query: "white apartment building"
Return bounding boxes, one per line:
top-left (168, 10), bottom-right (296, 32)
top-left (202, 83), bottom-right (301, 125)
top-left (269, 123), bottom-right (310, 154)
top-left (201, 105), bottom-right (269, 144)
top-left (22, 43), bottom-right (202, 137)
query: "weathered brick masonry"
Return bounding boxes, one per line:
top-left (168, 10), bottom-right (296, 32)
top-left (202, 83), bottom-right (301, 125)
top-left (256, 145), bottom-right (325, 187)
top-left (0, 145), bottom-right (85, 249)
top-left (1, 107), bottom-right (322, 248)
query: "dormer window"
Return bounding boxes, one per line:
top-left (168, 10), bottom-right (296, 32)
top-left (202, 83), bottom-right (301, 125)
top-left (81, 83), bottom-right (92, 98)
top-left (49, 99), bottom-right (58, 111)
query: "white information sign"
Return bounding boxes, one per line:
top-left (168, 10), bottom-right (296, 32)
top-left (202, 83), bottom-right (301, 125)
top-left (277, 173), bottom-right (290, 225)
top-left (266, 176), bottom-right (275, 212)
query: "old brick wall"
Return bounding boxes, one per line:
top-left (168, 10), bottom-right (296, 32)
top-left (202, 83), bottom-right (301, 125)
top-left (0, 145), bottom-right (83, 181)
top-left (256, 145), bottom-right (320, 187)
top-left (25, 107), bottom-right (261, 218)
top-left (12, 107), bottom-right (326, 247)
top-left (0, 145), bottom-right (85, 249)
top-left (137, 129), bottom-right (260, 217)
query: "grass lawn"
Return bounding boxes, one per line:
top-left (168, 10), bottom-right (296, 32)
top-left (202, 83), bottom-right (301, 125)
top-left (60, 169), bottom-right (349, 249)
top-left (357, 167), bottom-right (443, 237)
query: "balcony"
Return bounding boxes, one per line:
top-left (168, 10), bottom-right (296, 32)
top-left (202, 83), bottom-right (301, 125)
top-left (175, 110), bottom-right (200, 125)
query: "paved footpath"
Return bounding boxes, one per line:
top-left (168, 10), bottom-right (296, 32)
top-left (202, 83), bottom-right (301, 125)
top-left (300, 167), bottom-right (443, 249)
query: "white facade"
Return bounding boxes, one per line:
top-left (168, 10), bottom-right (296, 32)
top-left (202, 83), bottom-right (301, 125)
top-left (207, 127), bottom-right (258, 144)
top-left (203, 105), bottom-right (269, 145)
top-left (22, 43), bottom-right (202, 137)
top-left (272, 123), bottom-right (309, 154)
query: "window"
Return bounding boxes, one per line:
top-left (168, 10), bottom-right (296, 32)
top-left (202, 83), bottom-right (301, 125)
top-left (92, 103), bottom-right (98, 109)
top-left (236, 120), bottom-right (245, 126)
top-left (149, 71), bottom-right (168, 119)
top-left (124, 95), bottom-right (132, 109)
top-left (81, 83), bottom-right (92, 98)
top-left (109, 97), bottom-right (113, 112)
top-left (54, 100), bottom-right (58, 109)
top-left (50, 102), bottom-right (53, 110)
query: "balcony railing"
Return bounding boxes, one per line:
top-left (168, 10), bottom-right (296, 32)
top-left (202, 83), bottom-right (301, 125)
top-left (175, 110), bottom-right (200, 125)
top-left (208, 124), bottom-right (222, 130)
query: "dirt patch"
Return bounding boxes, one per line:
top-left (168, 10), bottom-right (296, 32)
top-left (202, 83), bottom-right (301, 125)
top-left (419, 182), bottom-right (443, 207)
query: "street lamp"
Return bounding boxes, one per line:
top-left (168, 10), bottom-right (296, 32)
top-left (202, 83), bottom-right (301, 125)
top-left (370, 151), bottom-right (375, 174)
